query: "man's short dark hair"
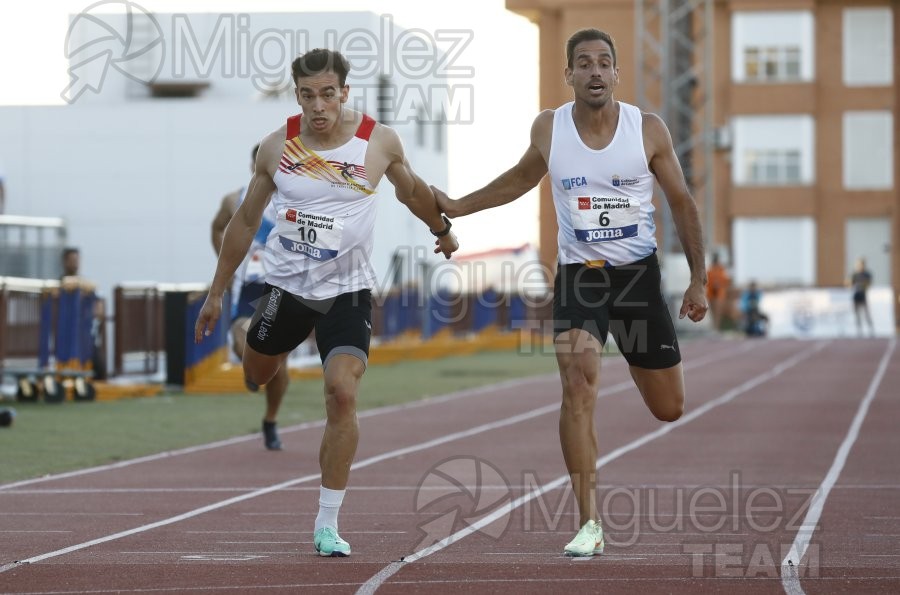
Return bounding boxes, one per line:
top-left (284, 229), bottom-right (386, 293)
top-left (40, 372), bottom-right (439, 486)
top-left (62, 247), bottom-right (79, 260)
top-left (566, 28), bottom-right (617, 69)
top-left (292, 49), bottom-right (351, 87)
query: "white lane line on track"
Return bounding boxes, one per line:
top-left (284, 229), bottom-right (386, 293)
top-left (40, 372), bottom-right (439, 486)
top-left (0, 513), bottom-right (143, 516)
top-left (355, 340), bottom-right (828, 595)
top-left (0, 485), bottom-right (518, 495)
top-left (781, 338), bottom-right (896, 595)
top-left (0, 342), bottom-right (758, 573)
top-left (0, 342), bottom-right (754, 493)
top-left (4, 575), bottom-right (899, 595)
top-left (0, 531), bottom-right (73, 534)
top-left (20, 481), bottom-right (896, 495)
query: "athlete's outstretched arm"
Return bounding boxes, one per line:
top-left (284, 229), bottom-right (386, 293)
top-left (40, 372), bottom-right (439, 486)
top-left (433, 111), bottom-right (550, 218)
top-left (380, 126), bottom-right (459, 259)
top-left (195, 133), bottom-right (278, 342)
top-left (644, 112), bottom-right (708, 323)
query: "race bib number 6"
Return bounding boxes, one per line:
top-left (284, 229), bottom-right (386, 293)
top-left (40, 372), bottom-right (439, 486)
top-left (570, 196), bottom-right (640, 243)
top-left (275, 208), bottom-right (344, 261)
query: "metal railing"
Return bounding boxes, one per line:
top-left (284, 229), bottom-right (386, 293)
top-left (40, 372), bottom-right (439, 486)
top-left (0, 277), bottom-right (59, 375)
top-left (113, 284), bottom-right (165, 376)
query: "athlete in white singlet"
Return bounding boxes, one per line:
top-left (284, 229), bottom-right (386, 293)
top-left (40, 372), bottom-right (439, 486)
top-left (195, 49), bottom-right (458, 558)
top-left (211, 144), bottom-right (285, 450)
top-left (433, 28), bottom-right (708, 557)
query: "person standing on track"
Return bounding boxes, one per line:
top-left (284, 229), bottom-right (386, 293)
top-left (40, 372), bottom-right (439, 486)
top-left (211, 144), bottom-right (287, 450)
top-left (432, 28), bottom-right (707, 557)
top-left (195, 48), bottom-right (459, 558)
top-left (848, 257), bottom-right (874, 337)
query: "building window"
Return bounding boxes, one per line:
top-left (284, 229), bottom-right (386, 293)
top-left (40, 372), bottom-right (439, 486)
top-left (732, 217), bottom-right (817, 286)
top-left (843, 8), bottom-right (893, 86)
top-left (744, 46), bottom-right (802, 82)
top-left (732, 115), bottom-right (814, 186)
top-left (732, 11), bottom-right (814, 83)
top-left (843, 111), bottom-right (893, 190)
top-left (744, 149), bottom-right (802, 185)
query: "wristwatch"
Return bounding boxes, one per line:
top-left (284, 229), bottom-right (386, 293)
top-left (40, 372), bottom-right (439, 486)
top-left (430, 214), bottom-right (452, 238)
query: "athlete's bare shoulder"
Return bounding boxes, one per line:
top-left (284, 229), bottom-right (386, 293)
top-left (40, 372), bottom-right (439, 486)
top-left (640, 111), bottom-right (672, 159)
top-left (255, 125), bottom-right (287, 178)
top-left (368, 122), bottom-right (402, 160)
top-left (640, 110), bottom-right (667, 133)
top-left (531, 109), bottom-right (555, 156)
top-left (361, 121), bottom-right (402, 189)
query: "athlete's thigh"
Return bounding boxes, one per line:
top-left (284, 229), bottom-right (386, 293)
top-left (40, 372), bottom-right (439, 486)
top-left (314, 289), bottom-right (373, 369)
top-left (246, 284), bottom-right (317, 356)
top-left (608, 255), bottom-right (681, 369)
top-left (629, 362), bottom-right (685, 421)
top-left (553, 263), bottom-right (611, 346)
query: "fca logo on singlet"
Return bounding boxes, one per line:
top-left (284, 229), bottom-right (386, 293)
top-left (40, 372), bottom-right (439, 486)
top-left (562, 176), bottom-right (587, 190)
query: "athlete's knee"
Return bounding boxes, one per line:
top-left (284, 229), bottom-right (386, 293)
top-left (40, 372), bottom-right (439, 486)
top-left (561, 368), bottom-right (596, 399)
top-left (650, 398), bottom-right (683, 422)
top-left (243, 355), bottom-right (278, 386)
top-left (560, 373), bottom-right (598, 417)
top-left (243, 365), bottom-right (273, 387)
top-left (324, 378), bottom-right (358, 419)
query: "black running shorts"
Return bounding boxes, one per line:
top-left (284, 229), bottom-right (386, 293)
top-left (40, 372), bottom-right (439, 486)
top-left (552, 253), bottom-right (681, 369)
top-left (246, 284), bottom-right (372, 368)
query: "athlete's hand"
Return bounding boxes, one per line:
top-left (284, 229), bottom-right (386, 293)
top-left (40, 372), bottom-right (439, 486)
top-left (431, 185), bottom-right (459, 218)
top-left (194, 292), bottom-right (223, 343)
top-left (679, 281), bottom-right (708, 322)
top-left (434, 231), bottom-right (459, 260)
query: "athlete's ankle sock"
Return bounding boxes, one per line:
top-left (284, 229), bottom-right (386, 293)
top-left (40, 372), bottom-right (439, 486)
top-left (314, 486), bottom-right (345, 532)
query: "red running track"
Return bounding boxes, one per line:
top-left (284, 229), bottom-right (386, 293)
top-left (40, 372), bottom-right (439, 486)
top-left (0, 338), bottom-right (898, 594)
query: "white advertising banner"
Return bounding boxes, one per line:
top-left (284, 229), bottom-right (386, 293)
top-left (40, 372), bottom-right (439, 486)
top-left (759, 288), bottom-right (895, 338)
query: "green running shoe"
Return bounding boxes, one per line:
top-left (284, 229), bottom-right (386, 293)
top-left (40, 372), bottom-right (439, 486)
top-left (314, 526), bottom-right (351, 557)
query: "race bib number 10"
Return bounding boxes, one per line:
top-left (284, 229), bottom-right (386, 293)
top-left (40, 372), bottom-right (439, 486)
top-left (276, 208), bottom-right (344, 262)
top-left (570, 196), bottom-right (640, 243)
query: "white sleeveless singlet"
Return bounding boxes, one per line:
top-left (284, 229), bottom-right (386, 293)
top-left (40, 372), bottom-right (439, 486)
top-left (264, 113), bottom-right (378, 300)
top-left (548, 101), bottom-right (657, 267)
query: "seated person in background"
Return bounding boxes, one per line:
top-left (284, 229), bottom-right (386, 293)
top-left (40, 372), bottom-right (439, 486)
top-left (740, 280), bottom-right (768, 338)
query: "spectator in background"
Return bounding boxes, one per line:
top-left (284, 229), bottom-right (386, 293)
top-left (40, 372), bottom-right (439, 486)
top-left (849, 257), bottom-right (874, 337)
top-left (61, 247), bottom-right (107, 380)
top-left (740, 280), bottom-right (767, 338)
top-left (705, 253), bottom-right (730, 332)
top-left (62, 247), bottom-right (80, 277)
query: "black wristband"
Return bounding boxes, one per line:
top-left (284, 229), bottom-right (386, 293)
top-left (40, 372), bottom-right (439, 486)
top-left (430, 214), bottom-right (452, 237)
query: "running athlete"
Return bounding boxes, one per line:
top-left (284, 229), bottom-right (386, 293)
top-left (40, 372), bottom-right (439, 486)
top-left (433, 28), bottom-right (707, 557)
top-left (211, 144), bottom-right (286, 450)
top-left (195, 49), bottom-right (458, 557)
